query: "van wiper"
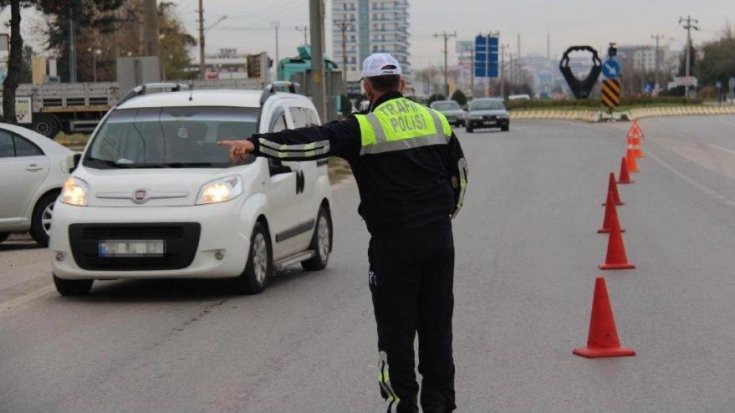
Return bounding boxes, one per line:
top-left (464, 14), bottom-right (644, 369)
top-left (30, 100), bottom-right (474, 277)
top-left (163, 162), bottom-right (217, 168)
top-left (84, 156), bottom-right (134, 168)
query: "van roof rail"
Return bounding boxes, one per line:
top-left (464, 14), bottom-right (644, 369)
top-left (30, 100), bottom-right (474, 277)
top-left (117, 82), bottom-right (189, 107)
top-left (259, 81), bottom-right (301, 105)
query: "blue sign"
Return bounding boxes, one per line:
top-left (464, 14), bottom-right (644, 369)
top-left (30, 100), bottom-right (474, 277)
top-left (474, 35), bottom-right (499, 78)
top-left (644, 83), bottom-right (653, 94)
top-left (602, 59), bottom-right (621, 79)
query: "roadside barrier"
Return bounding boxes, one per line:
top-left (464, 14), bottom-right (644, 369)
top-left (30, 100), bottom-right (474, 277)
top-left (573, 277), bottom-right (636, 358)
top-left (509, 105), bottom-right (735, 122)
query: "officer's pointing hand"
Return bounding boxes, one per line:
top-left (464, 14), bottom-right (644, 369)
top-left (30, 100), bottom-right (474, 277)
top-left (217, 139), bottom-right (255, 163)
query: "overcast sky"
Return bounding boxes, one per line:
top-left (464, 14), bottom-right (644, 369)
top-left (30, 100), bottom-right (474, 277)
top-left (3, 0), bottom-right (734, 68)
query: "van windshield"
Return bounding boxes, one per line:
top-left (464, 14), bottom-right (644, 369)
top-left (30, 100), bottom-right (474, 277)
top-left (84, 106), bottom-right (259, 169)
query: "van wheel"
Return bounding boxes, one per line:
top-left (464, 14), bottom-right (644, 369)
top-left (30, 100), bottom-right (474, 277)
top-left (53, 274), bottom-right (93, 296)
top-left (234, 222), bottom-right (271, 294)
top-left (0, 233), bottom-right (9, 243)
top-left (30, 191), bottom-right (59, 247)
top-left (302, 205), bottom-right (332, 271)
top-left (465, 126), bottom-right (473, 133)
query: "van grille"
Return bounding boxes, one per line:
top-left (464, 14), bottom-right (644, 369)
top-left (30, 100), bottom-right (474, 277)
top-left (69, 223), bottom-right (201, 271)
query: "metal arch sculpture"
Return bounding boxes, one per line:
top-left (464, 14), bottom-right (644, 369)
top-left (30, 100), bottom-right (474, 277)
top-left (559, 46), bottom-right (603, 99)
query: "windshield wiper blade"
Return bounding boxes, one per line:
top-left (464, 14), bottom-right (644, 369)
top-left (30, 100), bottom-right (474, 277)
top-left (85, 156), bottom-right (133, 168)
top-left (163, 162), bottom-right (217, 168)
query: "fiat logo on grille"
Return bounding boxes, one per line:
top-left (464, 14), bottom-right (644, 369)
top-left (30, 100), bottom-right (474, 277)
top-left (132, 189), bottom-right (149, 204)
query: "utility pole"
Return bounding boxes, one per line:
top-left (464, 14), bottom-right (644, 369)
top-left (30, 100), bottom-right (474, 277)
top-left (337, 18), bottom-right (353, 84)
top-left (295, 25), bottom-right (309, 45)
top-left (309, 0), bottom-right (327, 120)
top-left (651, 33), bottom-right (664, 94)
top-left (271, 21), bottom-right (280, 67)
top-left (142, 0), bottom-right (159, 57)
top-left (470, 46), bottom-right (475, 97)
top-left (679, 15), bottom-right (699, 98)
top-left (433, 31), bottom-right (457, 97)
top-left (198, 0), bottom-right (205, 79)
top-left (69, 9), bottom-right (77, 82)
top-left (500, 43), bottom-right (507, 98)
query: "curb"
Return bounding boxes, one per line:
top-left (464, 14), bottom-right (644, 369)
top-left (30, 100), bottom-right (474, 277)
top-left (510, 106), bottom-right (735, 122)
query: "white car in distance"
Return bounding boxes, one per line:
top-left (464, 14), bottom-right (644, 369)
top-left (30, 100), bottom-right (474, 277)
top-left (0, 123), bottom-right (75, 246)
top-left (50, 83), bottom-right (333, 296)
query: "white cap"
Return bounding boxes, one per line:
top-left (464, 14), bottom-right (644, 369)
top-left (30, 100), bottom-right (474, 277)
top-left (360, 53), bottom-right (402, 79)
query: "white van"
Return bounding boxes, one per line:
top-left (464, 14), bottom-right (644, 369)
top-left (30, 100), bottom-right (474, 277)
top-left (50, 83), bottom-right (333, 296)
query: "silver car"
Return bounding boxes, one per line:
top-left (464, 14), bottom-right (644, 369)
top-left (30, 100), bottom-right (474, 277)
top-left (465, 98), bottom-right (510, 133)
top-left (0, 123), bottom-right (75, 246)
top-left (430, 100), bottom-right (466, 127)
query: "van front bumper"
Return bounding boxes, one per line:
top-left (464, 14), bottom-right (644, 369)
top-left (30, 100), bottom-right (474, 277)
top-left (50, 202), bottom-right (252, 280)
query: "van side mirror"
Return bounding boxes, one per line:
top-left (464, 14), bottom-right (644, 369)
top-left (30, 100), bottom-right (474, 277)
top-left (68, 153), bottom-right (82, 173)
top-left (268, 159), bottom-right (293, 176)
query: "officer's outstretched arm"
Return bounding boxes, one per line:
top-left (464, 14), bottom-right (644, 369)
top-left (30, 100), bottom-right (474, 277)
top-left (446, 133), bottom-right (468, 218)
top-left (248, 118), bottom-right (362, 163)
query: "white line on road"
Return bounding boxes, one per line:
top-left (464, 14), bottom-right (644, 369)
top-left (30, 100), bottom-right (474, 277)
top-left (704, 142), bottom-right (735, 156)
top-left (646, 149), bottom-right (734, 206)
top-left (0, 285), bottom-right (55, 317)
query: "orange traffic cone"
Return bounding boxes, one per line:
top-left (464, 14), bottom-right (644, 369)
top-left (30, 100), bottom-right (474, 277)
top-left (632, 119), bottom-right (645, 140)
top-left (633, 135), bottom-right (645, 158)
top-left (598, 191), bottom-right (625, 234)
top-left (603, 172), bottom-right (623, 206)
top-left (626, 148), bottom-right (639, 173)
top-left (618, 157), bottom-right (634, 184)
top-left (599, 209), bottom-right (635, 270)
top-left (573, 277), bottom-right (636, 358)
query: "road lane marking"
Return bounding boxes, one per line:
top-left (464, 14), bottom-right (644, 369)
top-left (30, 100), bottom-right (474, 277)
top-left (704, 142), bottom-right (735, 156)
top-left (0, 285), bottom-right (55, 316)
top-left (646, 150), bottom-right (725, 200)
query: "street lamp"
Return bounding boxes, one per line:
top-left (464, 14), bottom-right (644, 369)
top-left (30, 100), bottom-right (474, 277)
top-left (87, 48), bottom-right (102, 82)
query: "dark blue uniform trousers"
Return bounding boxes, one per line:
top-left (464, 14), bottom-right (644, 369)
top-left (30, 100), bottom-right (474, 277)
top-left (368, 219), bottom-right (456, 413)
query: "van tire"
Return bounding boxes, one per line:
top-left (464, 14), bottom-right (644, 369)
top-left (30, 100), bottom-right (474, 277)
top-left (234, 222), bottom-right (271, 295)
top-left (0, 233), bottom-right (9, 243)
top-left (302, 205), bottom-right (332, 271)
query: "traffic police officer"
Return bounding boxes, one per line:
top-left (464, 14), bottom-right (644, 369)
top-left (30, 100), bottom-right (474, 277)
top-left (219, 53), bottom-right (468, 413)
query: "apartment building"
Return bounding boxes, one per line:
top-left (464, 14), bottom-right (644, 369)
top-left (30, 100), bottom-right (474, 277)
top-left (331, 0), bottom-right (411, 86)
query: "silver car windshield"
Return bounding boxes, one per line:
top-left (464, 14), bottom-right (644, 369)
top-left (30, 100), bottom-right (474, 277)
top-left (432, 101), bottom-right (461, 111)
top-left (84, 106), bottom-right (258, 169)
top-left (470, 100), bottom-right (505, 111)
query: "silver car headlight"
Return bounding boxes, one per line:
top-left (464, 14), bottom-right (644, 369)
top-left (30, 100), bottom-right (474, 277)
top-left (61, 177), bottom-right (89, 206)
top-left (196, 175), bottom-right (243, 205)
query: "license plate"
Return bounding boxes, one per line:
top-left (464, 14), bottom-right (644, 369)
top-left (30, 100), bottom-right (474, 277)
top-left (483, 120), bottom-right (496, 125)
top-left (98, 240), bottom-right (165, 257)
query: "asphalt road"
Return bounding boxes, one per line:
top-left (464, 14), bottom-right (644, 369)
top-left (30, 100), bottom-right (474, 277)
top-left (2, 116), bottom-right (735, 413)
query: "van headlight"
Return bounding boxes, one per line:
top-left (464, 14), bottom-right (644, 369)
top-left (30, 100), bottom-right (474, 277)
top-left (196, 175), bottom-right (243, 205)
top-left (61, 177), bottom-right (89, 206)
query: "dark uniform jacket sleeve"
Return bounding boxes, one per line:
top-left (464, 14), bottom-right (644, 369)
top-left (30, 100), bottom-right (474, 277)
top-left (247, 116), bottom-right (362, 163)
top-left (445, 132), bottom-right (468, 218)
